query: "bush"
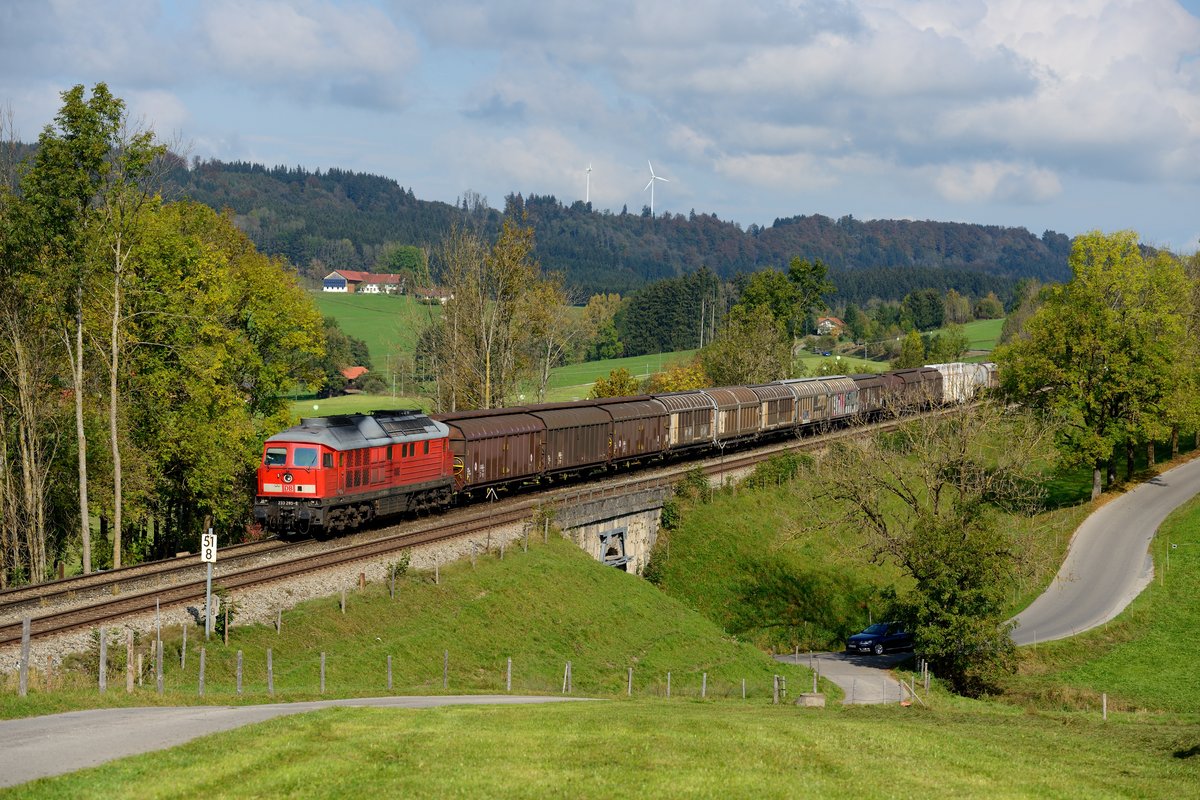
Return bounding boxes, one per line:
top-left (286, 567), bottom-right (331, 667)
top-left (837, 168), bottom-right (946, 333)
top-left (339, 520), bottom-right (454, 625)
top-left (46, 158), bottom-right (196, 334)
top-left (742, 453), bottom-right (810, 490)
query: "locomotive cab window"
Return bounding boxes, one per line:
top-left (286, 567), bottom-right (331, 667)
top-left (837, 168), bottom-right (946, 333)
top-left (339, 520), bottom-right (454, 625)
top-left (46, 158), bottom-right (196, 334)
top-left (265, 447), bottom-right (287, 467)
top-left (424, 441), bottom-right (429, 454)
top-left (294, 447), bottom-right (319, 468)
top-left (323, 453), bottom-right (333, 468)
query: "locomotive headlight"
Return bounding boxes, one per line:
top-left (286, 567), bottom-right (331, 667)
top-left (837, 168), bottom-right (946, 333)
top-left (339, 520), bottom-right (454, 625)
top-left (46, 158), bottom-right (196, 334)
top-left (283, 472), bottom-right (294, 484)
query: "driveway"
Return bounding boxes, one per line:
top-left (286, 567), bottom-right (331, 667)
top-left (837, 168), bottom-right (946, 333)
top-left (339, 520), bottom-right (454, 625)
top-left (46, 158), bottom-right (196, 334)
top-left (775, 651), bottom-right (911, 705)
top-left (0, 695), bottom-right (590, 789)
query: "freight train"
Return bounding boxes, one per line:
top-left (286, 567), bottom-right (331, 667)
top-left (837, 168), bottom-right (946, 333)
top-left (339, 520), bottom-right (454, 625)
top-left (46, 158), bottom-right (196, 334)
top-left (254, 362), bottom-right (995, 537)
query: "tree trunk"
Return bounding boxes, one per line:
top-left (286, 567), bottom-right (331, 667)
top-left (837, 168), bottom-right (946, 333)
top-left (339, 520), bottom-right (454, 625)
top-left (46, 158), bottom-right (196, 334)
top-left (1147, 441), bottom-right (1155, 467)
top-left (1125, 439), bottom-right (1134, 483)
top-left (1092, 464), bottom-right (1103, 500)
top-left (1106, 458), bottom-right (1116, 487)
top-left (70, 296), bottom-right (91, 574)
top-left (109, 236), bottom-right (124, 570)
top-left (1172, 426), bottom-right (1180, 459)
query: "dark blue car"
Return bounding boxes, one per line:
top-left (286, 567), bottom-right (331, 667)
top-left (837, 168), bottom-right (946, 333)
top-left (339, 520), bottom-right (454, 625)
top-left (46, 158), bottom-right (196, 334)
top-left (845, 622), bottom-right (913, 656)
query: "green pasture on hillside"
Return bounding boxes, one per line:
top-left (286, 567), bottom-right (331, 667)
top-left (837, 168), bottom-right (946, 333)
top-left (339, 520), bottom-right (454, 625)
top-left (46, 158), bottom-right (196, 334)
top-left (313, 292), bottom-right (439, 374)
top-left (931, 317), bottom-right (1004, 355)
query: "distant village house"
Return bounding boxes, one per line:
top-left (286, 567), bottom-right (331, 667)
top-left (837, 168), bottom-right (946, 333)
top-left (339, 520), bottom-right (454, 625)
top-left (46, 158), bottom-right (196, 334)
top-left (322, 270), bottom-right (406, 294)
top-left (816, 316), bottom-right (846, 336)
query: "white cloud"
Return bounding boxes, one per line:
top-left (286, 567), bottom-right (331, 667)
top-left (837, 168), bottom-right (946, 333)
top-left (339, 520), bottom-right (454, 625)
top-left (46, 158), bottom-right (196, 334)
top-left (932, 160), bottom-right (1062, 203)
top-left (199, 0), bottom-right (418, 108)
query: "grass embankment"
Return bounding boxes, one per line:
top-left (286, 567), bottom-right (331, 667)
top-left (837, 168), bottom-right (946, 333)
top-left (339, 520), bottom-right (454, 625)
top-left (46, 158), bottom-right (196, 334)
top-left (1, 536), bottom-right (816, 720)
top-left (6, 700), bottom-right (1197, 799)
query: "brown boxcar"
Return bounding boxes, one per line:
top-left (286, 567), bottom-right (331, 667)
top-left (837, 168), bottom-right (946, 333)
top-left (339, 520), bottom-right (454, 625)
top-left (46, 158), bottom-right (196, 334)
top-left (594, 397), bottom-right (669, 462)
top-left (703, 386), bottom-right (762, 441)
top-left (748, 383), bottom-right (797, 431)
top-left (888, 367), bottom-right (943, 409)
top-left (779, 377), bottom-right (835, 425)
top-left (434, 409), bottom-right (543, 492)
top-left (850, 374), bottom-right (888, 417)
top-left (652, 391), bottom-right (716, 450)
top-left (526, 402), bottom-right (613, 475)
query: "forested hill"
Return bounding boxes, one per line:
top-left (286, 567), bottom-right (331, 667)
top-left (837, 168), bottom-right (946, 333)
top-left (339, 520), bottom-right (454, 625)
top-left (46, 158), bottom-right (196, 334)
top-left (164, 157), bottom-right (1072, 302)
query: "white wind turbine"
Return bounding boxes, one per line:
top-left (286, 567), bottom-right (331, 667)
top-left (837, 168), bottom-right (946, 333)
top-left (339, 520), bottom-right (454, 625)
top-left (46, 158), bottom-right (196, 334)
top-left (644, 160), bottom-right (668, 216)
top-left (585, 163), bottom-right (592, 204)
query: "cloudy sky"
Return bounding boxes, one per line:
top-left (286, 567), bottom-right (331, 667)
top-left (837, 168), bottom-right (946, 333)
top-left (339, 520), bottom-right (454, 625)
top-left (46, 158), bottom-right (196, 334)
top-left (3, 0), bottom-right (1199, 251)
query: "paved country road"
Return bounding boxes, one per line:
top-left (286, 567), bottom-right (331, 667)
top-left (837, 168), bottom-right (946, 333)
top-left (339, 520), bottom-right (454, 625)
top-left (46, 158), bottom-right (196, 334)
top-left (0, 695), bottom-right (589, 789)
top-left (775, 651), bottom-right (910, 704)
top-left (1011, 456), bottom-right (1200, 645)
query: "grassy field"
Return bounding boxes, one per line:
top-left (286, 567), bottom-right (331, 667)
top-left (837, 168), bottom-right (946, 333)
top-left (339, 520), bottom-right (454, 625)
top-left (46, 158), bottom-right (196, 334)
top-left (931, 317), bottom-right (1005, 355)
top-left (313, 292), bottom-right (439, 375)
top-left (5, 700), bottom-right (1196, 799)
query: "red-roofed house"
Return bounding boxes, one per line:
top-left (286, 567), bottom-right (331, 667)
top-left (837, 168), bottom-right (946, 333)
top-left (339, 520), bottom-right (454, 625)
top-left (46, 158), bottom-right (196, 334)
top-left (816, 316), bottom-right (846, 335)
top-left (322, 271), bottom-right (406, 294)
top-left (339, 366), bottom-right (369, 393)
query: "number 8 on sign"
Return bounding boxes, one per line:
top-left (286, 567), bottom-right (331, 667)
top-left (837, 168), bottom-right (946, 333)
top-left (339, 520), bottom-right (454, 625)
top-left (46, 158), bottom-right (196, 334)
top-left (201, 533), bottom-right (217, 563)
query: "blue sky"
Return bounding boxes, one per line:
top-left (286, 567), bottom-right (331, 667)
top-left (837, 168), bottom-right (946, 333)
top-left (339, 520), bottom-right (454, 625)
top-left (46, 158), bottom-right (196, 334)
top-left (3, 0), bottom-right (1199, 253)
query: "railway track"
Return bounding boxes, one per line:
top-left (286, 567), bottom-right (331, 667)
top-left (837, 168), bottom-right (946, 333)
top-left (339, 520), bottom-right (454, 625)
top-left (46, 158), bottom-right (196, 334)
top-left (0, 408), bottom-right (934, 649)
top-left (0, 539), bottom-right (291, 622)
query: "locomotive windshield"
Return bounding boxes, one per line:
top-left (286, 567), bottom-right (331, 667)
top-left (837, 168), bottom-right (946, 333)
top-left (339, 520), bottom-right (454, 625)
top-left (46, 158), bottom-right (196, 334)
top-left (293, 447), bottom-right (319, 468)
top-left (264, 447), bottom-right (287, 467)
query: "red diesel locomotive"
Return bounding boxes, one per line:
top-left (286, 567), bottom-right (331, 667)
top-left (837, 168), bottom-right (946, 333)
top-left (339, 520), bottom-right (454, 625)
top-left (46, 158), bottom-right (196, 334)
top-left (254, 409), bottom-right (454, 536)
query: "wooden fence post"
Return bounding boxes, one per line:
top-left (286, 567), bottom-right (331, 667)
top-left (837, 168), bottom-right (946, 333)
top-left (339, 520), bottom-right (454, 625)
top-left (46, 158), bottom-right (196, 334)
top-left (340, 589), bottom-right (345, 614)
top-left (506, 657), bottom-right (512, 692)
top-left (137, 654), bottom-right (143, 687)
top-left (742, 678), bottom-right (746, 700)
top-left (198, 648), bottom-right (206, 696)
top-left (702, 672), bottom-right (707, 699)
top-left (276, 609), bottom-right (282, 634)
top-left (628, 667), bottom-right (633, 696)
top-left (773, 675), bottom-right (779, 705)
top-left (387, 655), bottom-right (393, 691)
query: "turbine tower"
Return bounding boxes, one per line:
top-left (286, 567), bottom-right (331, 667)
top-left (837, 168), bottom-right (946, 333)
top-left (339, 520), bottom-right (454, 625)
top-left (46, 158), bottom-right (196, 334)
top-left (586, 163), bottom-right (592, 204)
top-left (644, 160), bottom-right (668, 216)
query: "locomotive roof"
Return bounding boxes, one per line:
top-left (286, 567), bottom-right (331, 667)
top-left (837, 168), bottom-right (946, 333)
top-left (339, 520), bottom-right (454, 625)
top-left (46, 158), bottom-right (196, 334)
top-left (266, 410), bottom-right (448, 450)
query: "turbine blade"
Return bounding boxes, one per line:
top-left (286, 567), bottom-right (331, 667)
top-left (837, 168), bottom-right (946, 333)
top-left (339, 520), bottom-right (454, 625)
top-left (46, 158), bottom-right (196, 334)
top-left (645, 178), bottom-right (655, 191)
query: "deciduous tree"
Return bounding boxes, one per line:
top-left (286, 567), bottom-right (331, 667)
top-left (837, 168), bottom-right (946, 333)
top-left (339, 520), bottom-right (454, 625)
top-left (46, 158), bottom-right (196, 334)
top-left (810, 402), bottom-right (1051, 695)
top-left (998, 231), bottom-right (1192, 498)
